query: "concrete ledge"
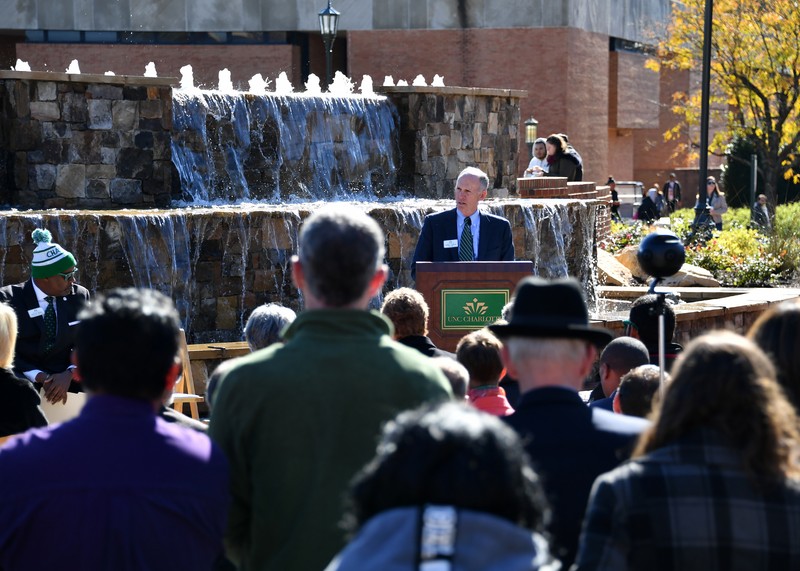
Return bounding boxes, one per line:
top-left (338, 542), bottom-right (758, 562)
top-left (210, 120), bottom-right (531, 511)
top-left (378, 85), bottom-right (527, 98)
top-left (0, 70), bottom-right (178, 86)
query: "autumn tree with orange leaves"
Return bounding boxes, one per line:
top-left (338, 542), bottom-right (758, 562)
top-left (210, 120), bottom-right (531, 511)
top-left (649, 0), bottom-right (800, 206)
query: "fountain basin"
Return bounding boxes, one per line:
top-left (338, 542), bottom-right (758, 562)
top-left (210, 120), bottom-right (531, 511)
top-left (0, 197), bottom-right (599, 343)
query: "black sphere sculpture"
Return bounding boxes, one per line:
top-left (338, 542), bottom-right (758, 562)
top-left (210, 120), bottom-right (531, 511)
top-left (637, 230), bottom-right (685, 279)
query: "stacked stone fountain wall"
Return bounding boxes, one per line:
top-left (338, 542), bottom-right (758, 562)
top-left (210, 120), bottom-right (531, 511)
top-left (0, 199), bottom-right (597, 343)
top-left (382, 86), bottom-right (525, 199)
top-left (0, 71), bottom-right (175, 209)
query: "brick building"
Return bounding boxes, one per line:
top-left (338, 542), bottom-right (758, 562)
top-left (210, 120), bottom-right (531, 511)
top-left (0, 0), bottom-right (716, 194)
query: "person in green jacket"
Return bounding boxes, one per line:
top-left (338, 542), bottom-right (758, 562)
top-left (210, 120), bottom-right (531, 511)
top-left (209, 205), bottom-right (452, 571)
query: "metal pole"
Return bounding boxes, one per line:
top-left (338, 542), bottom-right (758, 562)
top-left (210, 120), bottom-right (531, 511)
top-left (694, 0), bottom-right (714, 225)
top-left (323, 37), bottom-right (333, 88)
top-left (750, 153), bottom-right (758, 207)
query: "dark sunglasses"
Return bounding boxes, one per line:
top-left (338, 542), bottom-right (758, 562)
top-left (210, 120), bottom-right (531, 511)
top-left (58, 267), bottom-right (79, 280)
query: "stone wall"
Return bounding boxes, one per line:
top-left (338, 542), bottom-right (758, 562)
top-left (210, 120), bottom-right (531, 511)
top-left (0, 71), bottom-right (175, 209)
top-left (382, 86), bottom-right (525, 198)
top-left (518, 176), bottom-right (612, 242)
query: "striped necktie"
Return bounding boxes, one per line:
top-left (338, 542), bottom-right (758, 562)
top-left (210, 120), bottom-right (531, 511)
top-left (459, 217), bottom-right (474, 261)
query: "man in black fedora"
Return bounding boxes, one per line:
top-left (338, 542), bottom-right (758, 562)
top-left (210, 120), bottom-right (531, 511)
top-left (490, 276), bottom-right (648, 568)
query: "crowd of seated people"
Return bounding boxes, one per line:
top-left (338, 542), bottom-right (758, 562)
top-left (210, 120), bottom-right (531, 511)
top-left (2, 209), bottom-right (800, 571)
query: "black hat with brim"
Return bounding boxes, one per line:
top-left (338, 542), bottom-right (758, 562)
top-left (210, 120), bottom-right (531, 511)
top-left (489, 276), bottom-right (613, 347)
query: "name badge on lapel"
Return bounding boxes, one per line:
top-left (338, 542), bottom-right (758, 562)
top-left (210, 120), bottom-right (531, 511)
top-left (443, 239), bottom-right (458, 249)
top-left (28, 307), bottom-right (44, 319)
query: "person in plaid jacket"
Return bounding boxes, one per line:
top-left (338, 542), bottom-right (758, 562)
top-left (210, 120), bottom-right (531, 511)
top-left (574, 332), bottom-right (800, 571)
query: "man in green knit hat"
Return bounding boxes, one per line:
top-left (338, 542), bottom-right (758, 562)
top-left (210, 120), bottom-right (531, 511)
top-left (0, 229), bottom-right (90, 404)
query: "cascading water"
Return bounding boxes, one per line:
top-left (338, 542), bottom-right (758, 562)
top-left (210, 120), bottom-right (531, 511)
top-left (170, 91), bottom-right (401, 203)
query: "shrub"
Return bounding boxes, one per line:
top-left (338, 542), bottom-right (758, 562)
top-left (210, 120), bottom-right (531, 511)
top-left (601, 220), bottom-right (651, 254)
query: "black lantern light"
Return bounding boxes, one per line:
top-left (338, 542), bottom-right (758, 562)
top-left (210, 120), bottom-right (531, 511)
top-left (524, 116), bottom-right (539, 161)
top-left (318, 0), bottom-right (340, 88)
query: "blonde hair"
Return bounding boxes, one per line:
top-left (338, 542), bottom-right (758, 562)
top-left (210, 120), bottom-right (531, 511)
top-left (0, 303), bottom-right (18, 369)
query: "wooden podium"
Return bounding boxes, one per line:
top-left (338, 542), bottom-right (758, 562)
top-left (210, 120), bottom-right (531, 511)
top-left (415, 261), bottom-right (534, 352)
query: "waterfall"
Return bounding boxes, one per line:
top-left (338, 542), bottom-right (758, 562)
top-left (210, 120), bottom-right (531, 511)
top-left (171, 92), bottom-right (401, 203)
top-left (0, 200), bottom-right (596, 342)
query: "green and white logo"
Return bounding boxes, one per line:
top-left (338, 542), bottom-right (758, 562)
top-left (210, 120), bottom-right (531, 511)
top-left (440, 289), bottom-right (509, 331)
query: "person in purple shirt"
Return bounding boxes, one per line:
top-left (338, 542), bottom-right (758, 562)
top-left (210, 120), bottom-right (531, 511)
top-left (0, 288), bottom-right (230, 571)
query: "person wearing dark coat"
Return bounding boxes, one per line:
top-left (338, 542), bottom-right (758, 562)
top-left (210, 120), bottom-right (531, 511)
top-left (637, 187), bottom-right (660, 223)
top-left (0, 229), bottom-right (89, 405)
top-left (381, 287), bottom-right (455, 359)
top-left (0, 302), bottom-right (47, 438)
top-left (490, 277), bottom-right (648, 568)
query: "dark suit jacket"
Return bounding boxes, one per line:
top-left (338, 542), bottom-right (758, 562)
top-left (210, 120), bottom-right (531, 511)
top-left (397, 335), bottom-right (455, 359)
top-left (0, 280), bottom-right (90, 380)
top-left (0, 367), bottom-right (48, 437)
top-left (504, 386), bottom-right (648, 568)
top-left (411, 208), bottom-right (514, 278)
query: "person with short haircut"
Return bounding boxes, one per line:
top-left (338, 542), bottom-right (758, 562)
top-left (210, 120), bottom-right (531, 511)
top-left (326, 402), bottom-right (559, 571)
top-left (524, 137), bottom-right (549, 177)
top-left (431, 356), bottom-right (469, 399)
top-left (0, 288), bottom-right (230, 570)
top-left (381, 287), bottom-right (453, 358)
top-left (613, 364), bottom-right (663, 418)
top-left (662, 172), bottom-right (682, 213)
top-left (589, 336), bottom-right (650, 411)
top-left (490, 277), bottom-right (648, 568)
top-left (748, 299), bottom-right (800, 411)
top-left (412, 167), bottom-right (514, 279)
top-left (0, 229), bottom-right (90, 404)
top-left (206, 302), bottom-right (298, 410)
top-left (457, 329), bottom-right (514, 416)
top-left (575, 332), bottom-right (800, 570)
top-left (626, 294), bottom-right (683, 370)
top-left (244, 302), bottom-right (296, 351)
top-left (751, 193), bottom-right (771, 233)
top-left (608, 177), bottom-right (622, 222)
top-left (0, 303), bottom-right (47, 438)
top-left (210, 205), bottom-right (452, 570)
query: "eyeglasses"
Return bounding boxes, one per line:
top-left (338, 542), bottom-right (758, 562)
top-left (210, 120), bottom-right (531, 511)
top-left (58, 267), bottom-right (79, 280)
top-left (623, 319), bottom-right (638, 336)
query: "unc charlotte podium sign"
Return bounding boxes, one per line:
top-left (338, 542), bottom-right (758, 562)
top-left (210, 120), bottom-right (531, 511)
top-left (440, 289), bottom-right (509, 331)
top-left (414, 261), bottom-right (534, 352)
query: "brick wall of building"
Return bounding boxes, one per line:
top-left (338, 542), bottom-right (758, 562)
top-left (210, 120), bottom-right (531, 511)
top-left (348, 27), bottom-right (609, 184)
top-left (15, 43), bottom-right (301, 91)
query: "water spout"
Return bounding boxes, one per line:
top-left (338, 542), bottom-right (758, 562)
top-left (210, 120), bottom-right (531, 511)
top-left (218, 69), bottom-right (235, 93)
top-left (12, 59), bottom-right (31, 72)
top-left (274, 72), bottom-right (294, 95)
top-left (359, 75), bottom-right (375, 96)
top-left (248, 74), bottom-right (269, 95)
top-left (144, 62), bottom-right (158, 77)
top-left (304, 74), bottom-right (322, 95)
top-left (66, 60), bottom-right (81, 74)
top-left (179, 65), bottom-right (196, 91)
top-left (412, 74), bottom-right (427, 86)
top-left (329, 71), bottom-right (354, 96)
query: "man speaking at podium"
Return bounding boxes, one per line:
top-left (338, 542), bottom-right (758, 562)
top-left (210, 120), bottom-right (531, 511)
top-left (412, 167), bottom-right (514, 279)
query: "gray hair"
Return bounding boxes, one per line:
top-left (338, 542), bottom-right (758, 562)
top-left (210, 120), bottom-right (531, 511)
top-left (457, 167), bottom-right (490, 192)
top-left (298, 205), bottom-right (385, 307)
top-left (431, 356), bottom-right (469, 399)
top-left (506, 337), bottom-right (589, 367)
top-left (244, 303), bottom-right (297, 351)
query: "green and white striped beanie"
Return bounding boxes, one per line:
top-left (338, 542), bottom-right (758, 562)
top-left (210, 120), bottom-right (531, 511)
top-left (30, 229), bottom-right (77, 279)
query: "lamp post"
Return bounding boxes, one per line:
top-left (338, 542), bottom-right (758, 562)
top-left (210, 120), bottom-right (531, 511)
top-left (694, 0), bottom-right (714, 228)
top-left (318, 0), bottom-right (340, 89)
top-left (524, 116), bottom-right (539, 161)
